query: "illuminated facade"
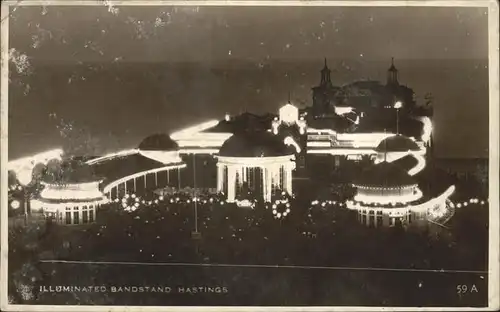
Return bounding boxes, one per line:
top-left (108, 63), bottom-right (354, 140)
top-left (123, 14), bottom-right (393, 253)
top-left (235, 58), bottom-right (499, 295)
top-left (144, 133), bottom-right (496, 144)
top-left (32, 180), bottom-right (107, 225)
top-left (6, 60), bottom-right (442, 228)
top-left (346, 162), bottom-right (455, 227)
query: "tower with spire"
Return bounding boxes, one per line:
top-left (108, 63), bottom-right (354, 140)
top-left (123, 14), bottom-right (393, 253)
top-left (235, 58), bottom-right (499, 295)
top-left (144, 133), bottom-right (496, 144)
top-left (386, 57), bottom-right (399, 86)
top-left (312, 58), bottom-right (337, 117)
top-left (320, 58), bottom-right (332, 86)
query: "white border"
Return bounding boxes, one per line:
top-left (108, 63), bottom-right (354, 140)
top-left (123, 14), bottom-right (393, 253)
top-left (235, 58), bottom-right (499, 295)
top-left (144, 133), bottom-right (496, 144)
top-left (0, 0), bottom-right (494, 7)
top-left (0, 1), bottom-right (498, 311)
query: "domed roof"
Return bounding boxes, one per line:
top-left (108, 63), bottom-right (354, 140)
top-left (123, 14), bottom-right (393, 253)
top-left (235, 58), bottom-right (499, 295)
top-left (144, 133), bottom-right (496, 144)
top-left (219, 131), bottom-right (294, 158)
top-left (138, 134), bottom-right (178, 151)
top-left (375, 135), bottom-right (420, 153)
top-left (353, 161), bottom-right (416, 188)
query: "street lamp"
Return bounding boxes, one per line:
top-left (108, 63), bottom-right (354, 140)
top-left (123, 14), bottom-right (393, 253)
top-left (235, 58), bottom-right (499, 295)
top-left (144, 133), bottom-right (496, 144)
top-left (394, 101), bottom-right (403, 135)
top-left (191, 154), bottom-right (201, 241)
top-left (17, 169), bottom-right (33, 226)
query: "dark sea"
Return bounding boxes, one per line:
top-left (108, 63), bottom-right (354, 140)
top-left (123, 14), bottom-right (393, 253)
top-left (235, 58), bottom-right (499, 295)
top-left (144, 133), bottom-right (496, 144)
top-left (8, 58), bottom-right (489, 160)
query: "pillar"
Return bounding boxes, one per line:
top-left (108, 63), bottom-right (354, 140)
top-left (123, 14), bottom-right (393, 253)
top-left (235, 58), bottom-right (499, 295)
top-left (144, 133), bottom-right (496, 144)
top-left (383, 213), bottom-right (390, 227)
top-left (217, 164), bottom-right (224, 192)
top-left (124, 181), bottom-right (127, 195)
top-left (236, 167), bottom-right (243, 186)
top-left (242, 167), bottom-right (247, 183)
top-left (155, 172), bottom-right (158, 186)
top-left (252, 168), bottom-right (256, 189)
top-left (144, 174), bottom-right (147, 188)
top-left (272, 166), bottom-right (280, 190)
top-left (262, 166), bottom-right (267, 202)
top-left (247, 167), bottom-right (252, 189)
top-left (285, 163), bottom-right (293, 194)
top-left (133, 178), bottom-right (137, 192)
top-left (264, 167), bottom-right (272, 203)
top-left (227, 166), bottom-right (236, 202)
top-left (178, 169), bottom-right (181, 189)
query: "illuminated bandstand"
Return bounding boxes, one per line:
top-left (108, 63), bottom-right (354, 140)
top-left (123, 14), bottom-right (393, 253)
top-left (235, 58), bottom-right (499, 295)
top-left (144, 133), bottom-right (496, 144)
top-left (347, 161), bottom-right (456, 227)
top-left (348, 162), bottom-right (424, 227)
top-left (216, 131), bottom-right (296, 203)
top-left (32, 164), bottom-right (107, 225)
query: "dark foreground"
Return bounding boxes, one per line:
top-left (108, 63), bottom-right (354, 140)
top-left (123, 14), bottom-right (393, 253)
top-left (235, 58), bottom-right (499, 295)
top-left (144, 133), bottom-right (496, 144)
top-left (30, 262), bottom-right (487, 306)
top-left (8, 198), bottom-right (489, 307)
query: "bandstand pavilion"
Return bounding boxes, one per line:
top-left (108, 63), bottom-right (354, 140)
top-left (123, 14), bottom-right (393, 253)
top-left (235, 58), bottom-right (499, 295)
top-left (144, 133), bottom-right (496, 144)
top-left (347, 161), bottom-right (455, 227)
top-left (348, 161), bottom-right (424, 227)
top-left (216, 131), bottom-right (296, 203)
top-left (31, 162), bottom-right (107, 225)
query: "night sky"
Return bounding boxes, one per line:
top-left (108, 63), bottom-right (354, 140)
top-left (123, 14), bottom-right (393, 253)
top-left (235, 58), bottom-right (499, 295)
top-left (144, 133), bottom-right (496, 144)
top-left (7, 4), bottom-right (489, 159)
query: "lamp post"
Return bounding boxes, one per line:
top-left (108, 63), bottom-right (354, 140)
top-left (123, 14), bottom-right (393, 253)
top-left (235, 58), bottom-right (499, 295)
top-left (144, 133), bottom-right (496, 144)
top-left (17, 169), bottom-right (33, 226)
top-left (192, 153), bottom-right (201, 240)
top-left (394, 101), bottom-right (403, 135)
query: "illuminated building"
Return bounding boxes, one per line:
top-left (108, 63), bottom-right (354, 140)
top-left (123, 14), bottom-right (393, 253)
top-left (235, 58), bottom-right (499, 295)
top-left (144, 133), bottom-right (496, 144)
top-left (346, 161), bottom-right (455, 227)
top-left (216, 131), bottom-right (296, 203)
top-left (89, 134), bottom-right (186, 200)
top-left (6, 60), bottom-right (442, 226)
top-left (32, 180), bottom-right (106, 225)
top-left (30, 162), bottom-right (107, 225)
top-left (311, 57), bottom-right (418, 118)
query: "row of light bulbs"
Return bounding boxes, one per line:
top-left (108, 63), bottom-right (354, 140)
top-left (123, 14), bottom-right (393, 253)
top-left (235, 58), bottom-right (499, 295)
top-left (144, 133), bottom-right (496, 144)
top-left (448, 198), bottom-right (487, 208)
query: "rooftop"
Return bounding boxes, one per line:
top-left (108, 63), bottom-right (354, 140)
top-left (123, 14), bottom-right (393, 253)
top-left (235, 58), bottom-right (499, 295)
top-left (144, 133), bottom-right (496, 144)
top-left (353, 161), bottom-right (416, 188)
top-left (90, 153), bottom-right (176, 188)
top-left (203, 112), bottom-right (274, 134)
top-left (375, 135), bottom-right (421, 153)
top-left (138, 134), bottom-right (178, 151)
top-left (218, 131), bottom-right (294, 158)
top-left (41, 160), bottom-right (102, 184)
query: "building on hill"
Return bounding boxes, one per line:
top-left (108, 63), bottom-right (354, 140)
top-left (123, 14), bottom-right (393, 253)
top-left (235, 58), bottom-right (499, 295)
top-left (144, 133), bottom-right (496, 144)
top-left (311, 57), bottom-right (419, 118)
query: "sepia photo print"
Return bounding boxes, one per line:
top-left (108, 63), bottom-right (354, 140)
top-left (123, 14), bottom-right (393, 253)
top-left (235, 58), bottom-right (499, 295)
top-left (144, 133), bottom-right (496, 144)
top-left (1, 0), bottom-right (499, 310)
